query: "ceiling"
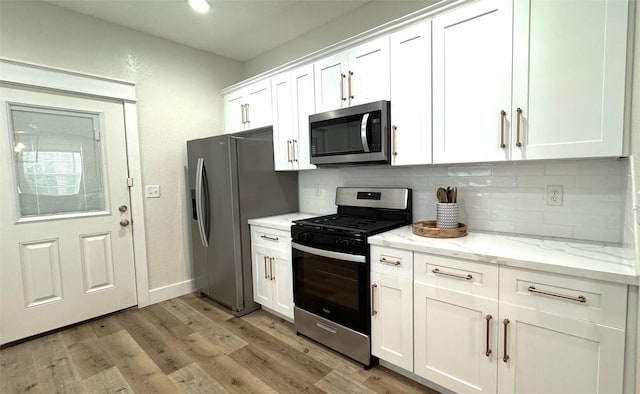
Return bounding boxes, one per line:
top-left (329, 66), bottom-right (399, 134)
top-left (42, 0), bottom-right (374, 62)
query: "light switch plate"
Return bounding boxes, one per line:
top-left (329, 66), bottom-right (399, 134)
top-left (145, 185), bottom-right (160, 198)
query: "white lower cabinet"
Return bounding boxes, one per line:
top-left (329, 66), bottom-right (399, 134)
top-left (414, 253), bottom-right (499, 394)
top-left (250, 225), bottom-right (294, 320)
top-left (370, 246), bottom-right (414, 371)
top-left (497, 267), bottom-right (627, 394)
top-left (371, 249), bottom-right (628, 394)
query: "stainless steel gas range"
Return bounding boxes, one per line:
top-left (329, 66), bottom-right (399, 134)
top-left (291, 187), bottom-right (412, 368)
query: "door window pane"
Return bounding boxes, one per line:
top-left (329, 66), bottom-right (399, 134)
top-left (9, 105), bottom-right (106, 218)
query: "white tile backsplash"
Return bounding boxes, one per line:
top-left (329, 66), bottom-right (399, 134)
top-left (298, 158), bottom-right (631, 244)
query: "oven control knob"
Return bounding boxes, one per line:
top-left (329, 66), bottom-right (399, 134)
top-left (335, 238), bottom-right (349, 249)
top-left (349, 239), bottom-right (363, 251)
top-left (299, 232), bottom-right (313, 242)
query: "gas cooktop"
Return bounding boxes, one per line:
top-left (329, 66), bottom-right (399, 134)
top-left (294, 213), bottom-right (407, 235)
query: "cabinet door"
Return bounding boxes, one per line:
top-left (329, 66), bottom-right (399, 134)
top-left (314, 52), bottom-right (349, 112)
top-left (271, 253), bottom-right (294, 319)
top-left (348, 36), bottom-right (390, 106)
top-left (291, 64), bottom-right (316, 170)
top-left (498, 303), bottom-right (625, 394)
top-left (511, 0), bottom-right (628, 160)
top-left (390, 21), bottom-right (432, 166)
top-left (371, 271), bottom-right (413, 371)
top-left (432, 0), bottom-right (512, 164)
top-left (224, 90), bottom-right (245, 134)
top-left (246, 79), bottom-right (272, 130)
top-left (272, 73), bottom-right (294, 171)
top-left (252, 245), bottom-right (273, 306)
top-left (415, 283), bottom-right (498, 394)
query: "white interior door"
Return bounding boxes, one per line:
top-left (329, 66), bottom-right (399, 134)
top-left (0, 86), bottom-right (137, 345)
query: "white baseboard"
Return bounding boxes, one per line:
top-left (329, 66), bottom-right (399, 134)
top-left (148, 279), bottom-right (196, 305)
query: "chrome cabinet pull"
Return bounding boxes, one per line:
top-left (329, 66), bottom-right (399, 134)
top-left (503, 319), bottom-right (510, 363)
top-left (485, 314), bottom-right (492, 357)
top-left (292, 140), bottom-right (298, 162)
top-left (371, 284), bottom-right (378, 316)
top-left (392, 125), bottom-right (398, 157)
top-left (270, 257), bottom-right (275, 281)
top-left (241, 104), bottom-right (246, 124)
top-left (432, 268), bottom-right (472, 281)
top-left (340, 73), bottom-right (346, 101)
top-left (500, 110), bottom-right (506, 148)
top-left (348, 70), bottom-right (354, 100)
top-left (245, 103), bottom-right (250, 125)
top-left (260, 234), bottom-right (279, 241)
top-left (380, 257), bottom-right (401, 266)
top-left (264, 256), bottom-right (269, 279)
top-left (528, 286), bottom-right (586, 303)
top-left (515, 108), bottom-right (523, 147)
top-left (287, 140), bottom-right (292, 162)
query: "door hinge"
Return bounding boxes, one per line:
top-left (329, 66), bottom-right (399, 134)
top-left (94, 129), bottom-right (101, 141)
top-left (127, 178), bottom-right (134, 187)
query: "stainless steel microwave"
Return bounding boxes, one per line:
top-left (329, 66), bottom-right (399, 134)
top-left (309, 100), bottom-right (390, 166)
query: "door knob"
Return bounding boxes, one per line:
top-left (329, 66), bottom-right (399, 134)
top-left (120, 218), bottom-right (130, 227)
top-left (119, 205), bottom-right (128, 212)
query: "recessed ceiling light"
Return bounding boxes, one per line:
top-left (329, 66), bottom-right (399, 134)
top-left (188, 0), bottom-right (211, 13)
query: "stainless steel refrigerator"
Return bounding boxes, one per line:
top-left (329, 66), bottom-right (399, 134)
top-left (187, 127), bottom-right (298, 316)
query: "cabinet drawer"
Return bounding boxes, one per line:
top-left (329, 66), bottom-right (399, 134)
top-left (371, 245), bottom-right (413, 278)
top-left (414, 253), bottom-right (498, 300)
top-left (499, 267), bottom-right (627, 329)
top-left (251, 226), bottom-right (290, 250)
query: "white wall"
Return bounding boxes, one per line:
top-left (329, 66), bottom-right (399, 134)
top-left (0, 1), bottom-right (244, 292)
top-left (244, 0), bottom-right (436, 77)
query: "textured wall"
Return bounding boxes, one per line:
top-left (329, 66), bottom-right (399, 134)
top-left (299, 158), bottom-right (630, 244)
top-left (0, 1), bottom-right (244, 290)
top-left (243, 0), bottom-right (436, 78)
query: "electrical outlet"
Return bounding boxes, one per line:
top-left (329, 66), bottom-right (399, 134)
top-left (546, 185), bottom-right (563, 206)
top-left (145, 185), bottom-right (160, 198)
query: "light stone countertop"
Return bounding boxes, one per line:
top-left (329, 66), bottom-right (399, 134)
top-left (369, 226), bottom-right (638, 285)
top-left (248, 212), bottom-right (318, 232)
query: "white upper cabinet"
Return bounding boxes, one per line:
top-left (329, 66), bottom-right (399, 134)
top-left (511, 0), bottom-right (628, 160)
top-left (314, 36), bottom-right (390, 113)
top-left (432, 0), bottom-right (629, 164)
top-left (290, 65), bottom-right (316, 170)
top-left (390, 20), bottom-right (432, 166)
top-left (432, 0), bottom-right (513, 164)
top-left (224, 79), bottom-right (272, 134)
top-left (271, 65), bottom-right (317, 171)
top-left (271, 72), bottom-right (294, 170)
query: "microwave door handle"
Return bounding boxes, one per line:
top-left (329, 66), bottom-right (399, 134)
top-left (360, 113), bottom-right (370, 153)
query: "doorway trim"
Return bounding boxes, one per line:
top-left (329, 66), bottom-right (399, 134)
top-left (1, 57), bottom-right (150, 307)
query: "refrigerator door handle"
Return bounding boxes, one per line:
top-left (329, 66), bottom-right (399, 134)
top-left (195, 157), bottom-right (209, 247)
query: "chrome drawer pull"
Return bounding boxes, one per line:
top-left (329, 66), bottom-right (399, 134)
top-left (260, 235), bottom-right (279, 241)
top-left (316, 321), bottom-right (337, 334)
top-left (380, 257), bottom-right (401, 266)
top-left (527, 286), bottom-right (586, 303)
top-left (432, 268), bottom-right (472, 281)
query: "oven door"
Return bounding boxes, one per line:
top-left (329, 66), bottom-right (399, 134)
top-left (292, 242), bottom-right (370, 334)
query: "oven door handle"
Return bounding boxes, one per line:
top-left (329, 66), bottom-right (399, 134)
top-left (292, 242), bottom-right (366, 263)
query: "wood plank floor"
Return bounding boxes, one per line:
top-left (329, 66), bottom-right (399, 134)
top-left (1, 293), bottom-right (440, 393)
